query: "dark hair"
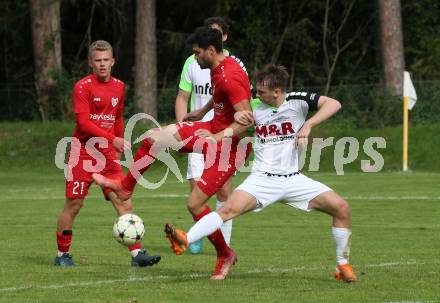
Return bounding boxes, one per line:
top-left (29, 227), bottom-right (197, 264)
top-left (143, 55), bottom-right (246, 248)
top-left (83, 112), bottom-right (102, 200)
top-left (203, 16), bottom-right (230, 35)
top-left (255, 64), bottom-right (289, 91)
top-left (187, 26), bottom-right (223, 53)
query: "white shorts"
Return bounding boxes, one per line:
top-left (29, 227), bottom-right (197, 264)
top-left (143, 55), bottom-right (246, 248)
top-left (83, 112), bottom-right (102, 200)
top-left (236, 172), bottom-right (332, 212)
top-left (186, 153), bottom-right (204, 180)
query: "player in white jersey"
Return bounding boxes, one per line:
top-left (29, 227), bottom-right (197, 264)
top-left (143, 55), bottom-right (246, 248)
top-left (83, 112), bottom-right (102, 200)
top-left (165, 64), bottom-right (357, 282)
top-left (175, 17), bottom-right (246, 253)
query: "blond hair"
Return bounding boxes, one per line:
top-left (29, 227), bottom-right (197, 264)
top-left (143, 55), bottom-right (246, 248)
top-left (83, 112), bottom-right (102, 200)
top-left (88, 40), bottom-right (113, 58)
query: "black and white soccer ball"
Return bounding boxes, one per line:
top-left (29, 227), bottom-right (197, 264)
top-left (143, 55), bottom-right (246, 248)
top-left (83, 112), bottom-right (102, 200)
top-left (113, 214), bottom-right (145, 246)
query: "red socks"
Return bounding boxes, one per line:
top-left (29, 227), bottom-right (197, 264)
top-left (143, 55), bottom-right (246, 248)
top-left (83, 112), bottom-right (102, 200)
top-left (56, 230), bottom-right (141, 255)
top-left (128, 242), bottom-right (142, 252)
top-left (56, 230), bottom-right (72, 253)
top-left (193, 206), bottom-right (230, 257)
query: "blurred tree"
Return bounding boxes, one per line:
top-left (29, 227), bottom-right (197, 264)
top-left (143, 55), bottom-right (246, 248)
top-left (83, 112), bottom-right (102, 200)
top-left (1, 0), bottom-right (439, 124)
top-left (29, 0), bottom-right (62, 122)
top-left (402, 0), bottom-right (440, 79)
top-left (322, 0), bottom-right (375, 94)
top-left (378, 0), bottom-right (405, 96)
top-left (135, 0), bottom-right (157, 118)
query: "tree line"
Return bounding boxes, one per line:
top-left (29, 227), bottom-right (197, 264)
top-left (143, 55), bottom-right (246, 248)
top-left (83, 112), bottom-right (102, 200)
top-left (1, 0), bottom-right (439, 123)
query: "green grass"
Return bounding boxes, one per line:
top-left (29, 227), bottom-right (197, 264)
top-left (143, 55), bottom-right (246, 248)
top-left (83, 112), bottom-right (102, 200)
top-left (0, 168), bottom-right (439, 302)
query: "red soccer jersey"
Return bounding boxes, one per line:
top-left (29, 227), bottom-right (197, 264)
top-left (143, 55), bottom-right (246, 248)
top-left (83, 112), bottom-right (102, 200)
top-left (72, 74), bottom-right (125, 158)
top-left (210, 56), bottom-right (251, 135)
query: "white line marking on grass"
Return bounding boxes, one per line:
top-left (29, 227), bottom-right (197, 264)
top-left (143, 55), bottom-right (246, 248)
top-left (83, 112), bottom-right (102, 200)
top-left (346, 196), bottom-right (440, 200)
top-left (0, 260), bottom-right (438, 293)
top-left (0, 274), bottom-right (206, 293)
top-left (365, 261), bottom-right (420, 267)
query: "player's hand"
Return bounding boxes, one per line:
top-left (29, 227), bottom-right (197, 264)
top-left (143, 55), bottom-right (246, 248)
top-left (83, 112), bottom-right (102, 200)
top-left (183, 109), bottom-right (204, 122)
top-left (295, 122), bottom-right (311, 148)
top-left (113, 137), bottom-right (131, 153)
top-left (194, 129), bottom-right (217, 143)
top-left (234, 110), bottom-right (254, 125)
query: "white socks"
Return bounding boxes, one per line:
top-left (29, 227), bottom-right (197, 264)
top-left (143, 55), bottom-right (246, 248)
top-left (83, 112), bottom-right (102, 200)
top-left (332, 227), bottom-right (352, 265)
top-left (130, 249), bottom-right (141, 257)
top-left (187, 212), bottom-right (224, 244)
top-left (216, 200), bottom-right (233, 245)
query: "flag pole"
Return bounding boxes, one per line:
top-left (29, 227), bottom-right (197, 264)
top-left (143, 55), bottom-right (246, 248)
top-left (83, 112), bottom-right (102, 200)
top-left (403, 96), bottom-right (409, 172)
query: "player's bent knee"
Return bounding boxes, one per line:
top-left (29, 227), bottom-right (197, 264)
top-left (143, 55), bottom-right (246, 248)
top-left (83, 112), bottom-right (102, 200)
top-left (187, 199), bottom-right (209, 215)
top-left (337, 200), bottom-right (350, 219)
top-left (187, 185), bottom-right (210, 215)
top-left (216, 189), bottom-right (230, 202)
top-left (120, 200), bottom-right (133, 213)
top-left (216, 204), bottom-right (235, 221)
top-left (66, 198), bottom-right (84, 215)
top-left (187, 202), bottom-right (201, 215)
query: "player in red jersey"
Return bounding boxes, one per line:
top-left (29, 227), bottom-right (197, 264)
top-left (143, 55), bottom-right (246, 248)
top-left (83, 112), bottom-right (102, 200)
top-left (93, 27), bottom-right (253, 279)
top-left (54, 40), bottom-right (160, 267)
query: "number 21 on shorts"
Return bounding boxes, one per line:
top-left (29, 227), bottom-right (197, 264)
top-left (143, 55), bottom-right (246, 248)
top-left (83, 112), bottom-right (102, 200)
top-left (72, 181), bottom-right (86, 195)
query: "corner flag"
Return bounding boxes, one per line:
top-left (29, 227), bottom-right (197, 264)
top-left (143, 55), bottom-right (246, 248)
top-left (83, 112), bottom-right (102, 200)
top-left (402, 71), bottom-right (417, 172)
top-left (403, 71), bottom-right (417, 110)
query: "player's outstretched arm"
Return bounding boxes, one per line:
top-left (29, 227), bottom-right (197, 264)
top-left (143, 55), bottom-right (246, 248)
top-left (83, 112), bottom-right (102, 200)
top-left (306, 96), bottom-right (341, 127)
top-left (295, 96), bottom-right (341, 147)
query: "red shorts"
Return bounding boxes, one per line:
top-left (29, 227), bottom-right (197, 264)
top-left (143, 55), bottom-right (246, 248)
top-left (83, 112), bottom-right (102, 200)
top-left (176, 121), bottom-right (252, 196)
top-left (65, 154), bottom-right (124, 200)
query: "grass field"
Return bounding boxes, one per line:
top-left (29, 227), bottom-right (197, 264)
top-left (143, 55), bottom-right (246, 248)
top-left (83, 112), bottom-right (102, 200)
top-left (0, 168), bottom-right (439, 303)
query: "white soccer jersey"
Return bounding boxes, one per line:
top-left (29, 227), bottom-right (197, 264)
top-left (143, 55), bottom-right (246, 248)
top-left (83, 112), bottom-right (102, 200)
top-left (250, 92), bottom-right (319, 175)
top-left (179, 55), bottom-right (213, 121)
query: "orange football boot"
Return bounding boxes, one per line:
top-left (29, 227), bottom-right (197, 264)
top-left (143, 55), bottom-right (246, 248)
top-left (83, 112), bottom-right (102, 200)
top-left (164, 223), bottom-right (189, 255)
top-left (334, 264), bottom-right (357, 282)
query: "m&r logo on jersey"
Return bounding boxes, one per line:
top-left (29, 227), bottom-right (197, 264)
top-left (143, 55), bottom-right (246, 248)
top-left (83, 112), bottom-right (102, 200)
top-left (255, 122), bottom-right (295, 137)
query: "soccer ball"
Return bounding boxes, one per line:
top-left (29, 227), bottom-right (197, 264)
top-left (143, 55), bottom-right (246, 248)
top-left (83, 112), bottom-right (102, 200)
top-left (113, 214), bottom-right (145, 246)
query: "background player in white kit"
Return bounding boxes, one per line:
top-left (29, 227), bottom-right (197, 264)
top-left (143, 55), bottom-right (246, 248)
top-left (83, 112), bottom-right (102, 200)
top-left (166, 64), bottom-right (357, 282)
top-left (175, 17), bottom-right (246, 253)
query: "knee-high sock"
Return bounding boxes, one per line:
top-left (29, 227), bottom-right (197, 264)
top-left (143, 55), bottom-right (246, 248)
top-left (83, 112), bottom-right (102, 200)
top-left (332, 227), bottom-right (351, 265)
top-left (122, 139), bottom-right (158, 192)
top-left (187, 212), bottom-right (224, 244)
top-left (192, 206), bottom-right (229, 257)
top-left (216, 200), bottom-right (232, 245)
top-left (56, 230), bottom-right (72, 255)
top-left (128, 242), bottom-right (141, 257)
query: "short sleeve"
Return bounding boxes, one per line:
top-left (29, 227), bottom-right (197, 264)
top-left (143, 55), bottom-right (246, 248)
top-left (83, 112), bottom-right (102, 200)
top-left (222, 76), bottom-right (250, 105)
top-left (178, 55), bottom-right (194, 92)
top-left (72, 82), bottom-right (90, 114)
top-left (229, 54), bottom-right (248, 76)
top-left (286, 91), bottom-right (320, 112)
